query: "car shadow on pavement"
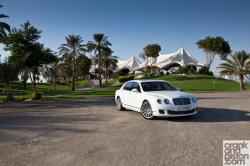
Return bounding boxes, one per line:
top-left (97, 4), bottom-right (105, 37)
top-left (160, 107), bottom-right (250, 122)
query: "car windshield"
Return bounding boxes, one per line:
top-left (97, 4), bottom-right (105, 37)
top-left (141, 81), bottom-right (177, 91)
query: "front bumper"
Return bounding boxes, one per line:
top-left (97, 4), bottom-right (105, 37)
top-left (152, 103), bottom-right (198, 117)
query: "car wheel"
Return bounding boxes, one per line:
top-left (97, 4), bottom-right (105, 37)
top-left (116, 97), bottom-right (124, 111)
top-left (141, 100), bottom-right (154, 119)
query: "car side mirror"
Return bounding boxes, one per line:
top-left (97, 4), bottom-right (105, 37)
top-left (131, 88), bottom-right (139, 93)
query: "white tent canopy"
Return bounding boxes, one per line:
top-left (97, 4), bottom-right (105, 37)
top-left (116, 56), bottom-right (141, 72)
top-left (138, 47), bottom-right (202, 70)
top-left (89, 56), bottom-right (141, 73)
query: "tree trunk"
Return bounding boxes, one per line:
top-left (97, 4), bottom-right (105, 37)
top-left (239, 74), bottom-right (245, 90)
top-left (98, 48), bottom-right (102, 87)
top-left (6, 82), bottom-right (14, 101)
top-left (67, 65), bottom-right (71, 86)
top-left (28, 70), bottom-right (36, 91)
top-left (105, 65), bottom-right (108, 85)
top-left (72, 52), bottom-right (76, 91)
top-left (22, 70), bottom-right (28, 90)
top-left (23, 79), bottom-right (27, 90)
top-left (206, 52), bottom-right (215, 70)
top-left (32, 70), bottom-right (36, 91)
top-left (53, 75), bottom-right (56, 91)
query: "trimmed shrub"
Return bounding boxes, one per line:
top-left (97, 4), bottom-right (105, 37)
top-left (117, 68), bottom-right (130, 76)
top-left (198, 66), bottom-right (214, 76)
top-left (175, 66), bottom-right (197, 74)
top-left (118, 75), bottom-right (135, 83)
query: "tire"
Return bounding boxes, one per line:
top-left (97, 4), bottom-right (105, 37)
top-left (141, 100), bottom-right (154, 119)
top-left (116, 97), bottom-right (124, 111)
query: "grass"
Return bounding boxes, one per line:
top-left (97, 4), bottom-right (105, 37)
top-left (0, 74), bottom-right (249, 101)
top-left (153, 74), bottom-right (249, 92)
top-left (0, 79), bottom-right (119, 101)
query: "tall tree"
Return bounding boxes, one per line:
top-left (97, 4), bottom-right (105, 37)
top-left (143, 44), bottom-right (161, 74)
top-left (0, 4), bottom-right (10, 39)
top-left (24, 45), bottom-right (57, 90)
top-left (218, 51), bottom-right (250, 90)
top-left (0, 61), bottom-right (19, 100)
top-left (88, 34), bottom-right (111, 87)
top-left (59, 35), bottom-right (86, 91)
top-left (101, 47), bottom-right (118, 84)
top-left (3, 21), bottom-right (41, 89)
top-left (3, 21), bottom-right (57, 91)
top-left (196, 36), bottom-right (231, 69)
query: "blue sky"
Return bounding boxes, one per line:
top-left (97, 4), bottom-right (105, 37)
top-left (1, 0), bottom-right (250, 74)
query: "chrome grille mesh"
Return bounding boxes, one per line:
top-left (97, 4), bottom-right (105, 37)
top-left (172, 98), bottom-right (190, 105)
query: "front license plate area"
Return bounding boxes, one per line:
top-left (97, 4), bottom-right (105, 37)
top-left (178, 106), bottom-right (191, 111)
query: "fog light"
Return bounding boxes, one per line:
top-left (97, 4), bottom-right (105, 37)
top-left (159, 109), bottom-right (165, 114)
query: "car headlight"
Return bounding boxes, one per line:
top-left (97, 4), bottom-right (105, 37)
top-left (191, 98), bottom-right (197, 103)
top-left (164, 99), bottom-right (170, 104)
top-left (157, 99), bottom-right (162, 104)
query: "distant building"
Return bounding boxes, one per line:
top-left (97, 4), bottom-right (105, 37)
top-left (91, 47), bottom-right (204, 75)
top-left (137, 47), bottom-right (203, 70)
top-left (116, 56), bottom-right (141, 73)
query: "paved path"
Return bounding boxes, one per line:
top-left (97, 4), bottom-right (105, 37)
top-left (0, 92), bottom-right (249, 166)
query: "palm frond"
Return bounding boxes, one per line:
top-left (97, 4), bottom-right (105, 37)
top-left (218, 51), bottom-right (250, 76)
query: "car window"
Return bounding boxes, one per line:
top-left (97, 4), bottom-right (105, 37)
top-left (123, 82), bottom-right (133, 91)
top-left (141, 81), bottom-right (177, 91)
top-left (132, 82), bottom-right (141, 93)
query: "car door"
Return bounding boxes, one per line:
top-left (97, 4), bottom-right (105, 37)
top-left (120, 82), bottom-right (133, 106)
top-left (129, 82), bottom-right (143, 110)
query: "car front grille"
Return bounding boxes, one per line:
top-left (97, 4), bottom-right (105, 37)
top-left (168, 109), bottom-right (196, 115)
top-left (172, 98), bottom-right (191, 105)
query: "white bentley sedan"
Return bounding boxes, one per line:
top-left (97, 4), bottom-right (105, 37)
top-left (115, 80), bottom-right (198, 119)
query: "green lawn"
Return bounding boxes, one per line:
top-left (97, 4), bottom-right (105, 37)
top-left (154, 74), bottom-right (249, 92)
top-left (0, 74), bottom-right (249, 101)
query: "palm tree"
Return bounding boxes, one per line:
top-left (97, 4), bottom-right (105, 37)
top-left (0, 4), bottom-right (10, 39)
top-left (218, 51), bottom-right (250, 90)
top-left (88, 34), bottom-right (111, 87)
top-left (101, 47), bottom-right (118, 84)
top-left (59, 35), bottom-right (86, 91)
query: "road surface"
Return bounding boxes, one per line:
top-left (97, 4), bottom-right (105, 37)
top-left (0, 92), bottom-right (249, 166)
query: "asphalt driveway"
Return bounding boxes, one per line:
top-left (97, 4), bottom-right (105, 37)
top-left (0, 92), bottom-right (249, 166)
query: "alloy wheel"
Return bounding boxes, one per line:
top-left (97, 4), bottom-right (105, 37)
top-left (116, 97), bottom-right (123, 111)
top-left (141, 101), bottom-right (154, 119)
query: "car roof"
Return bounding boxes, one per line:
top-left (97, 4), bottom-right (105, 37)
top-left (128, 79), bottom-right (166, 83)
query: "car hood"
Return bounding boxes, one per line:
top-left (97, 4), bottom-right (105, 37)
top-left (144, 90), bottom-right (194, 99)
